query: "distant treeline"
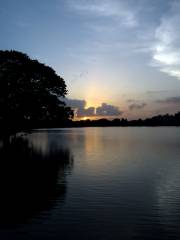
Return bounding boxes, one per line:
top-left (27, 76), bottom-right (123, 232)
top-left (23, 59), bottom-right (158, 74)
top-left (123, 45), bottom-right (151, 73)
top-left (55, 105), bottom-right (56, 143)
top-left (71, 112), bottom-right (180, 127)
top-left (0, 112), bottom-right (179, 135)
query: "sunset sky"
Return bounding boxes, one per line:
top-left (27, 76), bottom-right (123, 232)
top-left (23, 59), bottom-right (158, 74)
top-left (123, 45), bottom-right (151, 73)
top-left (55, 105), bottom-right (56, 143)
top-left (1, 0), bottom-right (180, 119)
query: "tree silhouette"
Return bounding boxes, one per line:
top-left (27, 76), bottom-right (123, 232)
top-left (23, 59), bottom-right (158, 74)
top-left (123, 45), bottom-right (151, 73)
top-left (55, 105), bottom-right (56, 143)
top-left (0, 50), bottom-right (73, 132)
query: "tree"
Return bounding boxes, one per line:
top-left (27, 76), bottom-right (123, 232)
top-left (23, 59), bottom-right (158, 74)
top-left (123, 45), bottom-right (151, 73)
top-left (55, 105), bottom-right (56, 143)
top-left (0, 50), bottom-right (73, 132)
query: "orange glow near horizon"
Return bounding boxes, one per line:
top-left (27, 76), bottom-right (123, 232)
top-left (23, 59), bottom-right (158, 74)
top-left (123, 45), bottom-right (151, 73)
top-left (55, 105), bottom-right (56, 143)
top-left (72, 98), bottom-right (127, 121)
top-left (72, 95), bottom-right (159, 121)
top-left (82, 116), bottom-right (88, 121)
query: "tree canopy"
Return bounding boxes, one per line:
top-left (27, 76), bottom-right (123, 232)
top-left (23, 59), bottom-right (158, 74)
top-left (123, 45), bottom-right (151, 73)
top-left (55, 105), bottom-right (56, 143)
top-left (0, 50), bottom-right (73, 132)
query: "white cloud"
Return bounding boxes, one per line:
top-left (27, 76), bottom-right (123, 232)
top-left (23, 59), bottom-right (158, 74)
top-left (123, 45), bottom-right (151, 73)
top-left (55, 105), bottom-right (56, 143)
top-left (67, 0), bottom-right (180, 81)
top-left (68, 0), bottom-right (137, 27)
top-left (152, 1), bottom-right (180, 79)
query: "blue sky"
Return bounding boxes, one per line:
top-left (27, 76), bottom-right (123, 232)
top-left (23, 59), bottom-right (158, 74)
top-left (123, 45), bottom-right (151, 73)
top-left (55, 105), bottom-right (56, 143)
top-left (0, 0), bottom-right (180, 119)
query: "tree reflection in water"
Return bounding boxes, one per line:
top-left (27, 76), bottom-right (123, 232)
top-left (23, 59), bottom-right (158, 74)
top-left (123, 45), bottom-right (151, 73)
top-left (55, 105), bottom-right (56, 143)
top-left (0, 135), bottom-right (73, 228)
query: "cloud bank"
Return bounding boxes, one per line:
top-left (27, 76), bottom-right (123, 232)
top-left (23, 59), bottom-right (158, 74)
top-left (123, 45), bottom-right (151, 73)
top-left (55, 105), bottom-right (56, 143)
top-left (156, 96), bottom-right (180, 104)
top-left (152, 1), bottom-right (180, 79)
top-left (64, 98), bottom-right (123, 117)
top-left (96, 103), bottom-right (122, 116)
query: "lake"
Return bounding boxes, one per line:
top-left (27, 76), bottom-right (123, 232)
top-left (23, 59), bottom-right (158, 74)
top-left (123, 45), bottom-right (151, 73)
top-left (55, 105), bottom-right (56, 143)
top-left (0, 127), bottom-right (180, 240)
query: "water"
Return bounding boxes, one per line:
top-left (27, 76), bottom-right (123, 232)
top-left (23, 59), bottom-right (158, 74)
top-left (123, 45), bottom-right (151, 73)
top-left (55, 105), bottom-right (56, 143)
top-left (0, 127), bottom-right (180, 240)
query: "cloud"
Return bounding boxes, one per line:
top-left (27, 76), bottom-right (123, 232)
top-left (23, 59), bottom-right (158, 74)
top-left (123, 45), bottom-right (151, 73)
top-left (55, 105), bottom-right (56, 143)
top-left (152, 1), bottom-right (180, 80)
top-left (67, 0), bottom-right (137, 27)
top-left (127, 99), bottom-right (147, 111)
top-left (63, 98), bottom-right (95, 117)
top-left (67, 0), bottom-right (180, 84)
top-left (78, 107), bottom-right (95, 117)
top-left (129, 103), bottom-right (147, 111)
top-left (64, 98), bottom-right (86, 110)
top-left (156, 96), bottom-right (180, 104)
top-left (64, 98), bottom-right (122, 117)
top-left (127, 99), bottom-right (135, 103)
top-left (67, 0), bottom-right (180, 81)
top-left (146, 90), bottom-right (168, 95)
top-left (96, 103), bottom-right (123, 116)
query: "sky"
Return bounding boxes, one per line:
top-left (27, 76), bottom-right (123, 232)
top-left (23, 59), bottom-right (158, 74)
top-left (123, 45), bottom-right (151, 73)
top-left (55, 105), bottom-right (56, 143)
top-left (0, 0), bottom-right (180, 120)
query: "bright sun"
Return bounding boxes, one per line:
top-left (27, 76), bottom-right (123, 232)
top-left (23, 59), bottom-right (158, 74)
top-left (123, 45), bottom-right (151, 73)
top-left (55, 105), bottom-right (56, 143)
top-left (83, 117), bottom-right (88, 120)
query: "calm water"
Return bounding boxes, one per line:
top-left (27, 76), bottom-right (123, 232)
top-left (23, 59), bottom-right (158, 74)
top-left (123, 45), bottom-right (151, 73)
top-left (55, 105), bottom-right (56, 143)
top-left (0, 127), bottom-right (180, 240)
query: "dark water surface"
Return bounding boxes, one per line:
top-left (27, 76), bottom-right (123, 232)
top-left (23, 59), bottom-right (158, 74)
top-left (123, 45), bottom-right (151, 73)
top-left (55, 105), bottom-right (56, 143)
top-left (0, 127), bottom-right (180, 239)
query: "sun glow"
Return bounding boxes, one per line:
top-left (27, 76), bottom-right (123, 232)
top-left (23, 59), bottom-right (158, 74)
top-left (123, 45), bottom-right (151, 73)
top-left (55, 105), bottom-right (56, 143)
top-left (83, 117), bottom-right (88, 120)
top-left (85, 99), bottom-right (101, 109)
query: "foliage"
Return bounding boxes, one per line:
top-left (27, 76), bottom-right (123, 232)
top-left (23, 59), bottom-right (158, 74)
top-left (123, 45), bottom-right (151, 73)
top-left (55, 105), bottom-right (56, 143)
top-left (0, 50), bottom-right (73, 131)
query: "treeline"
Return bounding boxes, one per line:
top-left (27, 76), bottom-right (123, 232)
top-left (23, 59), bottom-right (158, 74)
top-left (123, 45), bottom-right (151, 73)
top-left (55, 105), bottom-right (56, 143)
top-left (70, 111), bottom-right (180, 127)
top-left (0, 112), bottom-right (179, 135)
